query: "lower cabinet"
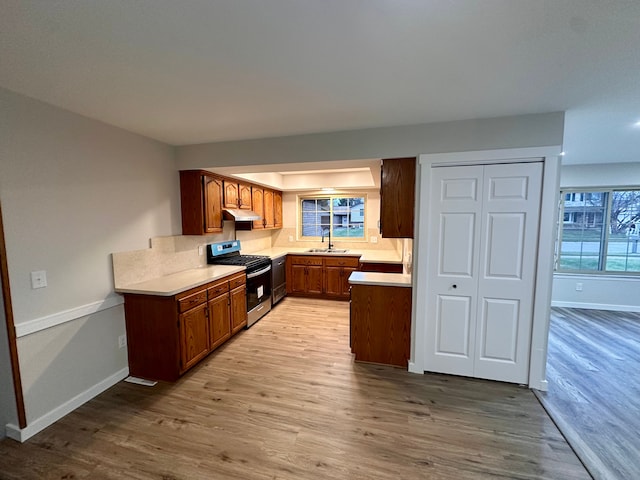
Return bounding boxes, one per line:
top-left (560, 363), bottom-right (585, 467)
top-left (286, 255), bottom-right (359, 300)
top-left (350, 284), bottom-right (412, 367)
top-left (123, 272), bottom-right (247, 382)
top-left (324, 257), bottom-right (358, 299)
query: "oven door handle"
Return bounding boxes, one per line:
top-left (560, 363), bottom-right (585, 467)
top-left (247, 265), bottom-right (272, 279)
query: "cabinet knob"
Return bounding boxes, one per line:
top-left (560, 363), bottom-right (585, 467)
top-left (452, 284), bottom-right (457, 289)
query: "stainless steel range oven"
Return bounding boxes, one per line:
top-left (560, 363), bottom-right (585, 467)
top-left (207, 240), bottom-right (272, 327)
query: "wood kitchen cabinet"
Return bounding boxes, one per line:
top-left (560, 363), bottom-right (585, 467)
top-left (229, 273), bottom-right (248, 334)
top-left (180, 170), bottom-right (224, 235)
top-left (251, 187), bottom-right (265, 229)
top-left (122, 272), bottom-right (247, 382)
top-left (358, 261), bottom-right (404, 273)
top-left (324, 257), bottom-right (359, 299)
top-left (273, 190), bottom-right (283, 228)
top-left (207, 279), bottom-right (231, 350)
top-left (380, 157), bottom-right (416, 238)
top-left (350, 284), bottom-right (412, 367)
top-left (286, 255), bottom-right (358, 299)
top-left (179, 302), bottom-right (210, 372)
top-left (263, 189), bottom-right (275, 229)
top-left (224, 180), bottom-right (252, 210)
top-left (287, 255), bottom-right (324, 295)
top-left (251, 186), bottom-right (277, 230)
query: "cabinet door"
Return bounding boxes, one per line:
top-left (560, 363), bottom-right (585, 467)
top-left (341, 267), bottom-right (357, 297)
top-left (204, 175), bottom-right (224, 233)
top-left (238, 183), bottom-right (252, 210)
top-left (380, 157), bottom-right (416, 238)
top-left (230, 285), bottom-right (247, 334)
top-left (208, 294), bottom-right (231, 350)
top-left (273, 191), bottom-right (283, 228)
top-left (223, 181), bottom-right (239, 209)
top-left (306, 265), bottom-right (324, 295)
top-left (179, 303), bottom-right (210, 373)
top-left (324, 266), bottom-right (343, 297)
top-left (252, 187), bottom-right (265, 229)
top-left (289, 264), bottom-right (308, 294)
top-left (264, 189), bottom-right (275, 228)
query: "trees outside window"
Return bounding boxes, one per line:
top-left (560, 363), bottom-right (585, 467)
top-left (558, 189), bottom-right (640, 273)
top-left (300, 195), bottom-right (366, 240)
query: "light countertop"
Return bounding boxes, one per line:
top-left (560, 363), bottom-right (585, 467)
top-left (250, 247), bottom-right (403, 264)
top-left (115, 265), bottom-right (245, 296)
top-left (348, 271), bottom-right (412, 288)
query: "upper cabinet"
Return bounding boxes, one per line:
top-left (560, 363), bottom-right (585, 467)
top-left (251, 187), bottom-right (278, 230)
top-left (274, 191), bottom-right (283, 228)
top-left (224, 180), bottom-right (252, 210)
top-left (180, 170), bottom-right (224, 235)
top-left (380, 157), bottom-right (416, 238)
top-left (180, 170), bottom-right (283, 235)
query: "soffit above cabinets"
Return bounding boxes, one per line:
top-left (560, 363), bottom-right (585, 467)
top-left (209, 159), bottom-right (381, 191)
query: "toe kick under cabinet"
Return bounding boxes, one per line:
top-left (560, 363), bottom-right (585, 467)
top-left (122, 272), bottom-right (247, 382)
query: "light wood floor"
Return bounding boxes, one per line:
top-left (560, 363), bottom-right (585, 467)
top-left (0, 298), bottom-right (589, 480)
top-left (536, 307), bottom-right (640, 480)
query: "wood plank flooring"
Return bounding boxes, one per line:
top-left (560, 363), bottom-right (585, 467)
top-left (535, 307), bottom-right (640, 480)
top-left (0, 298), bottom-right (589, 480)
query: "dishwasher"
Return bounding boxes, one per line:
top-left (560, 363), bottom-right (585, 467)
top-left (271, 255), bottom-right (287, 306)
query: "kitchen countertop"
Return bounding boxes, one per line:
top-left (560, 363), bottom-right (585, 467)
top-left (250, 247), bottom-right (403, 264)
top-left (348, 271), bottom-right (412, 288)
top-left (114, 264), bottom-right (245, 296)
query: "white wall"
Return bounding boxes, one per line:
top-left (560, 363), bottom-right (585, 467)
top-left (553, 163), bottom-right (640, 312)
top-left (0, 88), bottom-right (180, 437)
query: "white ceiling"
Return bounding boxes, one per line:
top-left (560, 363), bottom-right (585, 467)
top-left (1, 0), bottom-right (640, 166)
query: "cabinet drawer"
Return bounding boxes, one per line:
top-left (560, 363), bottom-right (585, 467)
top-left (177, 290), bottom-right (207, 313)
top-left (207, 280), bottom-right (229, 299)
top-left (289, 255), bottom-right (323, 266)
top-left (324, 257), bottom-right (360, 268)
top-left (228, 272), bottom-right (246, 289)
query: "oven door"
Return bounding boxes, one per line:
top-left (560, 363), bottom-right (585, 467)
top-left (246, 265), bottom-right (272, 312)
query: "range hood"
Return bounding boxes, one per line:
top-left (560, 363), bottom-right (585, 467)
top-left (223, 208), bottom-right (261, 222)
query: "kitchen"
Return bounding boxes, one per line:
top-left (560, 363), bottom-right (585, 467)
top-left (111, 158), bottom-right (415, 381)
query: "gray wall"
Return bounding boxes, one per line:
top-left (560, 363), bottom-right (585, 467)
top-left (177, 112), bottom-right (565, 168)
top-left (0, 280), bottom-right (18, 439)
top-left (553, 163), bottom-right (640, 311)
top-left (0, 87), bottom-right (181, 427)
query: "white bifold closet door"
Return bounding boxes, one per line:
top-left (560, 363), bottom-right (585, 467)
top-left (425, 162), bottom-right (543, 384)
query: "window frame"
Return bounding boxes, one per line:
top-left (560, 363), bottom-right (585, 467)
top-left (556, 186), bottom-right (640, 276)
top-left (297, 193), bottom-right (368, 242)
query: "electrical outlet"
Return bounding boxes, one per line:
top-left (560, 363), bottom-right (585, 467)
top-left (198, 245), bottom-right (204, 256)
top-left (288, 235), bottom-right (294, 242)
top-left (371, 236), bottom-right (378, 244)
top-left (575, 282), bottom-right (583, 291)
top-left (118, 335), bottom-right (127, 349)
top-left (31, 270), bottom-right (47, 289)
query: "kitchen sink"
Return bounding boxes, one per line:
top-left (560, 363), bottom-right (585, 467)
top-left (306, 248), bottom-right (349, 253)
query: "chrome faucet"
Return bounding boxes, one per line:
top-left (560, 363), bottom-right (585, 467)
top-left (321, 227), bottom-right (334, 250)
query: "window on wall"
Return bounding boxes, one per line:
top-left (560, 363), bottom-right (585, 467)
top-left (300, 195), bottom-right (366, 240)
top-left (557, 188), bottom-right (640, 273)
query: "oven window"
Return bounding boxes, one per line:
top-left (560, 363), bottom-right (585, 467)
top-left (246, 269), bottom-right (271, 311)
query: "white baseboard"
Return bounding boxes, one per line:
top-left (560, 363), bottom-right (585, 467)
top-left (551, 301), bottom-right (640, 313)
top-left (407, 361), bottom-right (424, 374)
top-left (5, 367), bottom-right (129, 443)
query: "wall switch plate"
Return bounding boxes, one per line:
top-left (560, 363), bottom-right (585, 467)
top-left (576, 282), bottom-right (583, 291)
top-left (31, 270), bottom-right (47, 289)
top-left (198, 245), bottom-right (204, 256)
top-left (371, 236), bottom-right (378, 244)
top-left (288, 235), bottom-right (294, 242)
top-left (118, 335), bottom-right (127, 349)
